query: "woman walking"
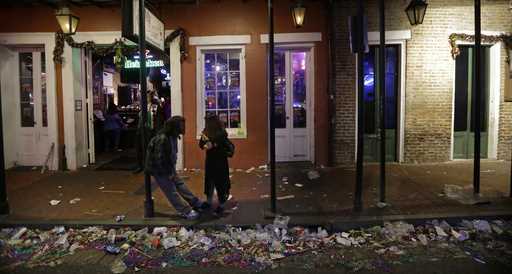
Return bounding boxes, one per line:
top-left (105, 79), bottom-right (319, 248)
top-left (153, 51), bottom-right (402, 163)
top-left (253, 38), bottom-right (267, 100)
top-left (199, 114), bottom-right (232, 216)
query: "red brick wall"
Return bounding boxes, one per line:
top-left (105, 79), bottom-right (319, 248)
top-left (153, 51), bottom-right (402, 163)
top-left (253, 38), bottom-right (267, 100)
top-left (332, 0), bottom-right (512, 165)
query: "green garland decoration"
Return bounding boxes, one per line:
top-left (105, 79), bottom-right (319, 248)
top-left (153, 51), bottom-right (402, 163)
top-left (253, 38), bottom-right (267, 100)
top-left (449, 33), bottom-right (512, 64)
top-left (53, 28), bottom-right (189, 67)
top-left (165, 27), bottom-right (189, 62)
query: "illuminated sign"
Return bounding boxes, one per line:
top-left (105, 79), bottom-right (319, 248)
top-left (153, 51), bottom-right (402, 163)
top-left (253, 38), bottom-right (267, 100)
top-left (124, 59), bottom-right (164, 69)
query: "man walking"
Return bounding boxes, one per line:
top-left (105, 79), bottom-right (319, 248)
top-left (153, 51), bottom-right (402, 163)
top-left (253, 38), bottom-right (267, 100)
top-left (145, 116), bottom-right (207, 220)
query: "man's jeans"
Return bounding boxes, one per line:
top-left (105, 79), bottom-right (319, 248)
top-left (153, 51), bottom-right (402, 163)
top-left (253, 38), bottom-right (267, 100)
top-left (153, 175), bottom-right (202, 215)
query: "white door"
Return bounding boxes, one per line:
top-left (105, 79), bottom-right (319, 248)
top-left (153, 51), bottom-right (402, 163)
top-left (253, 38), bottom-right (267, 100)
top-left (274, 49), bottom-right (311, 162)
top-left (4, 48), bottom-right (50, 166)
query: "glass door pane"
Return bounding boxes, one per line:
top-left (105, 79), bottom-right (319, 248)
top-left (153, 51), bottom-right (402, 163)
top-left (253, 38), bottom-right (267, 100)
top-left (363, 45), bottom-right (399, 162)
top-left (41, 52), bottom-right (48, 127)
top-left (291, 52), bottom-right (307, 128)
top-left (19, 52), bottom-right (34, 127)
top-left (274, 51), bottom-right (286, 129)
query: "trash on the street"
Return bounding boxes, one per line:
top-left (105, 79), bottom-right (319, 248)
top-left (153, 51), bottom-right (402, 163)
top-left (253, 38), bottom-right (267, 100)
top-left (69, 198), bottom-right (81, 204)
top-left (276, 195), bottom-right (295, 200)
top-left (246, 167), bottom-right (256, 173)
top-left (115, 215), bottom-right (125, 222)
top-left (49, 200), bottom-right (61, 206)
top-left (307, 170), bottom-right (320, 180)
top-left (294, 183), bottom-right (303, 188)
top-left (376, 202), bottom-right (388, 208)
top-left (0, 218), bottom-right (511, 273)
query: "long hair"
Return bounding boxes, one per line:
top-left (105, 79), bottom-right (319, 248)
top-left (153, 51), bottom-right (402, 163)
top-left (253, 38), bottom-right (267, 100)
top-left (164, 116), bottom-right (185, 137)
top-left (204, 114), bottom-right (225, 139)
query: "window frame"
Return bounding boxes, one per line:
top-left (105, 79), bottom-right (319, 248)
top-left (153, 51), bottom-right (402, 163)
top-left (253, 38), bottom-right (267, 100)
top-left (196, 45), bottom-right (247, 139)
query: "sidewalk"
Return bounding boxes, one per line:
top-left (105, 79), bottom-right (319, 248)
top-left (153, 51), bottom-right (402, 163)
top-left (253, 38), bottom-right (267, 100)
top-left (1, 160), bottom-right (512, 228)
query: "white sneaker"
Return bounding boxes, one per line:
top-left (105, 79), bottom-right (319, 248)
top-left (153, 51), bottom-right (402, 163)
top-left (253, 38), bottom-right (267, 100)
top-left (183, 209), bottom-right (199, 220)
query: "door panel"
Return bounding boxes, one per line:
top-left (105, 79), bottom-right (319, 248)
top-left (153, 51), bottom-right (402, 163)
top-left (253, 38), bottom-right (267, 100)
top-left (274, 49), bottom-right (311, 162)
top-left (16, 50), bottom-right (48, 166)
top-left (362, 45), bottom-right (399, 162)
top-left (453, 46), bottom-right (490, 159)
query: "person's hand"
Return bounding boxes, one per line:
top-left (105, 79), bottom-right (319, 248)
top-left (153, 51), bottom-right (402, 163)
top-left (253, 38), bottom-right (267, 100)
top-left (205, 141), bottom-right (213, 150)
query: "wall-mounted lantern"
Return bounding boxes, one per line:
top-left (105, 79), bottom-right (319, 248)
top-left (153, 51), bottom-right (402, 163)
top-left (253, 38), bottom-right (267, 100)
top-left (292, 1), bottom-right (306, 28)
top-left (405, 0), bottom-right (428, 26)
top-left (56, 7), bottom-right (80, 35)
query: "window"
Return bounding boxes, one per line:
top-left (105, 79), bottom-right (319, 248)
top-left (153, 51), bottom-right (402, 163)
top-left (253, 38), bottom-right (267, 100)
top-left (197, 46), bottom-right (246, 138)
top-left (19, 52), bottom-right (34, 127)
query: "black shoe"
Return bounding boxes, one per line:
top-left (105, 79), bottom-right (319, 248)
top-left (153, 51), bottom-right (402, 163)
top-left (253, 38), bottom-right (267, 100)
top-left (194, 202), bottom-right (211, 212)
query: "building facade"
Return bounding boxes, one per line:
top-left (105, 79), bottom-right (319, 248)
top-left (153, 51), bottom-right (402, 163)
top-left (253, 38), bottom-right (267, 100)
top-left (0, 0), bottom-right (511, 171)
top-left (0, 0), bottom-right (329, 170)
top-left (332, 0), bottom-right (512, 166)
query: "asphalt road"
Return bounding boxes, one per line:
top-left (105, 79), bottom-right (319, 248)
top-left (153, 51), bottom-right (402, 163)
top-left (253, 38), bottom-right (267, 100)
top-left (3, 257), bottom-right (512, 274)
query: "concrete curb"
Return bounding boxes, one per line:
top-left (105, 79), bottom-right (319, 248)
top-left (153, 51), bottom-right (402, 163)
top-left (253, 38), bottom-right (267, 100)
top-left (1, 209), bottom-right (511, 231)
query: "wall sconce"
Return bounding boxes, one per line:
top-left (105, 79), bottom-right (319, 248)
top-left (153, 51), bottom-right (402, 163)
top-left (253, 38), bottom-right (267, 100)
top-left (56, 7), bottom-right (79, 35)
top-left (292, 1), bottom-right (306, 28)
top-left (405, 0), bottom-right (428, 26)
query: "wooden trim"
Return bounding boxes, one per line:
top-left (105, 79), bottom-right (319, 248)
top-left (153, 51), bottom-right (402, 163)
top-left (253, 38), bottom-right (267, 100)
top-left (260, 32), bottom-right (322, 44)
top-left (189, 35), bottom-right (251, 46)
top-left (55, 63), bottom-right (66, 170)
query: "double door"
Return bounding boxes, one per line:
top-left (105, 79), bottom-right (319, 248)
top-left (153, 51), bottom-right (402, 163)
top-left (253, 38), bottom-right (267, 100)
top-left (274, 49), bottom-right (311, 162)
top-left (453, 46), bottom-right (490, 159)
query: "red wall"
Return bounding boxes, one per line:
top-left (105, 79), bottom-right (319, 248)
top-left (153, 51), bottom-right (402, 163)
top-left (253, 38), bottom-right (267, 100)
top-left (0, 0), bottom-right (329, 169)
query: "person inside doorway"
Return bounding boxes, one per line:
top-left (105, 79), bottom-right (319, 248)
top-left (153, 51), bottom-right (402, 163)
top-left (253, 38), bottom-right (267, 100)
top-left (103, 102), bottom-right (126, 152)
top-left (145, 116), bottom-right (209, 220)
top-left (199, 114), bottom-right (233, 217)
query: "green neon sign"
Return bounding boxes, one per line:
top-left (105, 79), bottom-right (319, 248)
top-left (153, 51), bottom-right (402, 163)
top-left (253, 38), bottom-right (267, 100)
top-left (124, 59), bottom-right (164, 69)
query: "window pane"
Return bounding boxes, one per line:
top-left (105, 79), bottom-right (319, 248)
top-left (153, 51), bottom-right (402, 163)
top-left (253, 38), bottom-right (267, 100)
top-left (216, 72), bottom-right (228, 89)
top-left (218, 91), bottom-right (228, 109)
top-left (41, 52), bottom-right (48, 127)
top-left (274, 51), bottom-right (286, 129)
top-left (292, 52), bottom-right (307, 128)
top-left (385, 46), bottom-right (398, 130)
top-left (205, 91), bottom-right (216, 110)
top-left (19, 52), bottom-right (34, 127)
top-left (206, 110), bottom-right (216, 120)
top-left (218, 110), bottom-right (228, 125)
top-left (229, 91), bottom-right (240, 109)
top-left (229, 110), bottom-right (240, 128)
top-left (229, 72), bottom-right (240, 90)
top-left (205, 53), bottom-right (215, 72)
top-left (216, 53), bottom-right (227, 72)
top-left (205, 72), bottom-right (215, 90)
top-left (363, 48), bottom-right (376, 134)
top-left (228, 52), bottom-right (240, 71)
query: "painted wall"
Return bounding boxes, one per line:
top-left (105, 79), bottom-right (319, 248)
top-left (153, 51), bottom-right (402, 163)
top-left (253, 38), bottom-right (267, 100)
top-left (0, 0), bottom-right (330, 169)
